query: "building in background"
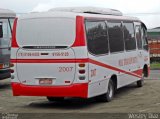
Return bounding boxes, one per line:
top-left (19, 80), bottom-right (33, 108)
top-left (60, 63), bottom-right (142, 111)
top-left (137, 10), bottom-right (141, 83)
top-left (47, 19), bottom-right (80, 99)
top-left (148, 27), bottom-right (160, 62)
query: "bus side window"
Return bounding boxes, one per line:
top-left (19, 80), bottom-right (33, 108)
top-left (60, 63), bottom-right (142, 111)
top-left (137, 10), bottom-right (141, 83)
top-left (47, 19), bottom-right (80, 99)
top-left (135, 26), bottom-right (142, 49)
top-left (0, 22), bottom-right (3, 38)
top-left (123, 22), bottom-right (136, 51)
top-left (85, 21), bottom-right (109, 55)
top-left (108, 21), bottom-right (124, 53)
top-left (141, 25), bottom-right (148, 51)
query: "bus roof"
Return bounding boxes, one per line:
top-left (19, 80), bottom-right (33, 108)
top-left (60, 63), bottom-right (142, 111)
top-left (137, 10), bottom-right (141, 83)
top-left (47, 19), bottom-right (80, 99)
top-left (50, 7), bottom-right (123, 16)
top-left (0, 8), bottom-right (16, 18)
top-left (18, 7), bottom-right (140, 22)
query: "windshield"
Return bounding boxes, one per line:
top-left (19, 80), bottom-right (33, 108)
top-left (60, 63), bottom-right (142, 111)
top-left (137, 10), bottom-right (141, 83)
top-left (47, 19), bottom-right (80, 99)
top-left (16, 18), bottom-right (75, 48)
top-left (0, 18), bottom-right (13, 48)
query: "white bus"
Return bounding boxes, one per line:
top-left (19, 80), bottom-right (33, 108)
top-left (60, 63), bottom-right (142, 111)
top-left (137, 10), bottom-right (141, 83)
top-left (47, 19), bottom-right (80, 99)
top-left (11, 7), bottom-right (150, 102)
top-left (0, 8), bottom-right (16, 80)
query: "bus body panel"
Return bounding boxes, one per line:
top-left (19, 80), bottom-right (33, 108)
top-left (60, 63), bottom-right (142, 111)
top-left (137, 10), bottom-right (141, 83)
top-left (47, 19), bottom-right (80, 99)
top-left (16, 48), bottom-right (76, 86)
top-left (87, 52), bottom-right (142, 97)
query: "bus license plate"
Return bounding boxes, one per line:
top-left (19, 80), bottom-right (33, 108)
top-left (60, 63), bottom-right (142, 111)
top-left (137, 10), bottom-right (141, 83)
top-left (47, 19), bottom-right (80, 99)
top-left (39, 79), bottom-right (52, 85)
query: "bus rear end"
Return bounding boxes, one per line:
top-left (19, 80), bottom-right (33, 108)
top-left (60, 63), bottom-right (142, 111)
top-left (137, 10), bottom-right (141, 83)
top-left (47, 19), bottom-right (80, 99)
top-left (11, 14), bottom-right (89, 99)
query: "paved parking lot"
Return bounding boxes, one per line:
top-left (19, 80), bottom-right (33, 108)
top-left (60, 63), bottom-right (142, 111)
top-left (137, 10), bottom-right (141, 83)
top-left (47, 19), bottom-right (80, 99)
top-left (0, 79), bottom-right (160, 113)
top-left (0, 70), bottom-right (160, 118)
top-left (148, 70), bottom-right (160, 80)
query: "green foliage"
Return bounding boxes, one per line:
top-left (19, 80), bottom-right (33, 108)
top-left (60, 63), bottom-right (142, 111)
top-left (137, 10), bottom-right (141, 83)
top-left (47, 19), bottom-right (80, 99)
top-left (150, 62), bottom-right (160, 69)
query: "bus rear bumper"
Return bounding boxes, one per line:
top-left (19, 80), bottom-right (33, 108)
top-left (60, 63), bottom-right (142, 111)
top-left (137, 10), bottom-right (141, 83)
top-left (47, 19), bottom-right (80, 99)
top-left (11, 82), bottom-right (88, 98)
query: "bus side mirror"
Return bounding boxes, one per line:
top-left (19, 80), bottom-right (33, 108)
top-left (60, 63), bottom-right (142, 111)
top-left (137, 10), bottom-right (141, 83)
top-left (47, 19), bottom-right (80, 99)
top-left (0, 24), bottom-right (3, 38)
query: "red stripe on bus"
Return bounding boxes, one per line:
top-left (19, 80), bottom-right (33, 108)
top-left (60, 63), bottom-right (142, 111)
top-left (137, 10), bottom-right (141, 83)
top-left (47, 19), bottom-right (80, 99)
top-left (72, 16), bottom-right (86, 47)
top-left (88, 59), bottom-right (142, 78)
top-left (11, 58), bottom-right (142, 78)
top-left (12, 82), bottom-right (88, 98)
top-left (133, 69), bottom-right (143, 76)
top-left (12, 18), bottom-right (19, 48)
top-left (11, 59), bottom-right (89, 63)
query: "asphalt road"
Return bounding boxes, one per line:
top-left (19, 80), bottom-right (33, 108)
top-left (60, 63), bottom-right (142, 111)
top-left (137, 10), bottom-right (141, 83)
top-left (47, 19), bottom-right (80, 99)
top-left (0, 70), bottom-right (160, 119)
top-left (148, 70), bottom-right (160, 79)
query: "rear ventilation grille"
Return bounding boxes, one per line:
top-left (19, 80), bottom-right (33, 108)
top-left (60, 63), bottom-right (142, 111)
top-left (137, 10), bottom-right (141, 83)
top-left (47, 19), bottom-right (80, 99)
top-left (22, 46), bottom-right (68, 49)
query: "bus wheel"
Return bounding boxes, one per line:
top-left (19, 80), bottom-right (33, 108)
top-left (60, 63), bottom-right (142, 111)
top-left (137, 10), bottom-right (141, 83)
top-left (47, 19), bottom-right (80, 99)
top-left (96, 80), bottom-right (114, 102)
top-left (47, 97), bottom-right (64, 102)
top-left (137, 73), bottom-right (144, 87)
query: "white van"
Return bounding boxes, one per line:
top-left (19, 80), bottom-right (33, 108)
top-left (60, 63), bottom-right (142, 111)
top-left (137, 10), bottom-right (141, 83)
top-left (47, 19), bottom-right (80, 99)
top-left (11, 7), bottom-right (150, 102)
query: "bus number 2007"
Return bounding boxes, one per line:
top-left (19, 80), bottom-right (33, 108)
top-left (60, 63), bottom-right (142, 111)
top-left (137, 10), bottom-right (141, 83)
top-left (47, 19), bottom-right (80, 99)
top-left (58, 67), bottom-right (73, 72)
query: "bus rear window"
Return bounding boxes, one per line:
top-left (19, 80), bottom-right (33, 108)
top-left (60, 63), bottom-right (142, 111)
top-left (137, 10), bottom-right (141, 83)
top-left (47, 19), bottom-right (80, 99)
top-left (16, 18), bottom-right (75, 47)
top-left (0, 19), bottom-right (11, 48)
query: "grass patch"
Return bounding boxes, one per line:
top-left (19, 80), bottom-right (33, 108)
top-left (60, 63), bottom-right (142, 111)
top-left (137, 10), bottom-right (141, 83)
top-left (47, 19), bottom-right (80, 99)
top-left (150, 62), bottom-right (160, 69)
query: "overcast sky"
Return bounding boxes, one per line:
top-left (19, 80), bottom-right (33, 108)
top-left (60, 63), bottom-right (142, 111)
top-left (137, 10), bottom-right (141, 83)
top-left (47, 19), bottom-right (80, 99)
top-left (0, 0), bottom-right (160, 29)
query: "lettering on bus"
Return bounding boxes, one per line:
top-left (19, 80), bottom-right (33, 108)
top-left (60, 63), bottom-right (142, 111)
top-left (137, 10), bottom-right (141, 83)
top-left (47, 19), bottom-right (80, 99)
top-left (58, 67), bottom-right (73, 72)
top-left (18, 52), bottom-right (40, 57)
top-left (53, 52), bottom-right (69, 57)
top-left (144, 56), bottom-right (149, 62)
top-left (119, 57), bottom-right (138, 66)
top-left (91, 69), bottom-right (97, 77)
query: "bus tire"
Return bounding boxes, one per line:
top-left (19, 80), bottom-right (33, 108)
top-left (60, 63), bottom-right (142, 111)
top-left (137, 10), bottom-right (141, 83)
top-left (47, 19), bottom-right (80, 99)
top-left (96, 80), bottom-right (114, 102)
top-left (47, 97), bottom-right (64, 102)
top-left (137, 73), bottom-right (144, 87)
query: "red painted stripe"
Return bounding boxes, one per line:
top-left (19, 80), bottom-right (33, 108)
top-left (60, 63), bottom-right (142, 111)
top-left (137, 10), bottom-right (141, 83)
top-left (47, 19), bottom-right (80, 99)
top-left (89, 59), bottom-right (142, 78)
top-left (11, 58), bottom-right (142, 78)
top-left (12, 18), bottom-right (19, 48)
top-left (72, 16), bottom-right (86, 47)
top-left (11, 58), bottom-right (88, 63)
top-left (133, 69), bottom-right (143, 76)
top-left (12, 82), bottom-right (88, 98)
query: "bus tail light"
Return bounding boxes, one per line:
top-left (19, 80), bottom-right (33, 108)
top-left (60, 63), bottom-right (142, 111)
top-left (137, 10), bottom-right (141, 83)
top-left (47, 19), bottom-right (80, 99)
top-left (11, 75), bottom-right (15, 79)
top-left (10, 63), bottom-right (14, 67)
top-left (78, 63), bottom-right (86, 80)
top-left (79, 76), bottom-right (85, 80)
top-left (79, 69), bottom-right (85, 74)
top-left (79, 63), bottom-right (85, 67)
top-left (0, 64), bottom-right (2, 69)
top-left (10, 69), bottom-right (14, 73)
